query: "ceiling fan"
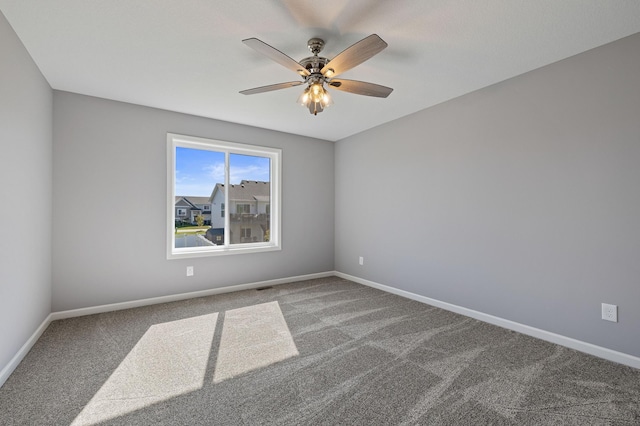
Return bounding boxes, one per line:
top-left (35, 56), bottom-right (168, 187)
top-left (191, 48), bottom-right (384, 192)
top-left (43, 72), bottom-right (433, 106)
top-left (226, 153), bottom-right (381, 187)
top-left (240, 34), bottom-right (393, 115)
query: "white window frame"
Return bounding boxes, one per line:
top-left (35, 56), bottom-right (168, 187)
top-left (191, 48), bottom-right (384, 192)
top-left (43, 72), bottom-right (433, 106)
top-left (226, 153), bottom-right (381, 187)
top-left (167, 133), bottom-right (281, 259)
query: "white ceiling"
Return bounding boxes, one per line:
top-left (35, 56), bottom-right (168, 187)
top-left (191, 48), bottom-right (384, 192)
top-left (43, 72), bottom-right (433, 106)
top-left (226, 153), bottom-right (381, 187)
top-left (2, 1), bottom-right (640, 141)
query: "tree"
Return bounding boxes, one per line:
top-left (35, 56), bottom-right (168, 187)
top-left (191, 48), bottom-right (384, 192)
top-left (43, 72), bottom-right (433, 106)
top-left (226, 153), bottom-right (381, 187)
top-left (195, 214), bottom-right (205, 227)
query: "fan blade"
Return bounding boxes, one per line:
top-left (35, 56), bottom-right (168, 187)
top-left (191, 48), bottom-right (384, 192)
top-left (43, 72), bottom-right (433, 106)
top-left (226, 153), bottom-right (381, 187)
top-left (240, 81), bottom-right (304, 95)
top-left (328, 79), bottom-right (393, 98)
top-left (243, 38), bottom-right (310, 77)
top-left (321, 34), bottom-right (387, 77)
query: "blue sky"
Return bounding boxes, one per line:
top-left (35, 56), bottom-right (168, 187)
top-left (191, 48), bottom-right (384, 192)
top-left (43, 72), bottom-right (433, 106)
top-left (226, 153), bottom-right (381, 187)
top-left (175, 147), bottom-right (270, 196)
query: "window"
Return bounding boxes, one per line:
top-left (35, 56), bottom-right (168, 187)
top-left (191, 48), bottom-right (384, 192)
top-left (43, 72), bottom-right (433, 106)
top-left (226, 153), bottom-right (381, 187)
top-left (167, 133), bottom-right (281, 259)
top-left (236, 204), bottom-right (251, 214)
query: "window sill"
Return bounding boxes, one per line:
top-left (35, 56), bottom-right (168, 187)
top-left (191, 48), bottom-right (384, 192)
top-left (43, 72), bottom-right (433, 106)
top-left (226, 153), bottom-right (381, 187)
top-left (167, 243), bottom-right (281, 260)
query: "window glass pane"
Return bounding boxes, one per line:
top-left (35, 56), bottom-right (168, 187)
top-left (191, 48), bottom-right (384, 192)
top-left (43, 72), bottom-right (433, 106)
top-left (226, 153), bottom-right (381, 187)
top-left (174, 147), bottom-right (223, 249)
top-left (229, 153), bottom-right (270, 245)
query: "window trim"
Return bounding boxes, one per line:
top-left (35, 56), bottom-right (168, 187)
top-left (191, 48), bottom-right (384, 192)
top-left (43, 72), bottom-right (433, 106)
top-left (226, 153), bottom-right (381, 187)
top-left (167, 133), bottom-right (281, 259)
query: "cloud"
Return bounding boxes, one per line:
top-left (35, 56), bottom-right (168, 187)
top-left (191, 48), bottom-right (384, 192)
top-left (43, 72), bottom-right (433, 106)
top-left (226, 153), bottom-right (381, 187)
top-left (175, 173), bottom-right (195, 184)
top-left (204, 161), bottom-right (269, 185)
top-left (175, 182), bottom-right (216, 197)
top-left (206, 162), bottom-right (225, 182)
top-left (229, 164), bottom-right (269, 184)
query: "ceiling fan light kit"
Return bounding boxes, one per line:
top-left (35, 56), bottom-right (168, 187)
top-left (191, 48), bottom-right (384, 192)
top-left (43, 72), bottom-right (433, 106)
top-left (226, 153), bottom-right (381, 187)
top-left (297, 81), bottom-right (333, 116)
top-left (240, 34), bottom-right (393, 115)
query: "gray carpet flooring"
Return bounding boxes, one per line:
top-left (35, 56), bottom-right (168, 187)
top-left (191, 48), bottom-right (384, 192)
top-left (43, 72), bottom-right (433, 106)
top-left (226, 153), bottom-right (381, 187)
top-left (1, 277), bottom-right (639, 425)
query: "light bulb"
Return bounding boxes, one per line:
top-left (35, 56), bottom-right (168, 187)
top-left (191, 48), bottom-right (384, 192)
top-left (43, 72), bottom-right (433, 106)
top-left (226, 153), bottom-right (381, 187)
top-left (296, 88), bottom-right (311, 106)
top-left (321, 90), bottom-right (333, 108)
top-left (297, 82), bottom-right (332, 114)
top-left (310, 83), bottom-right (323, 102)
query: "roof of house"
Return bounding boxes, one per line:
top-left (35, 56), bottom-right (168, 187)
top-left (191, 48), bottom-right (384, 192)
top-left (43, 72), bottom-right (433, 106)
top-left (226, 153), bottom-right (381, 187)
top-left (175, 197), bottom-right (197, 208)
top-left (174, 196), bottom-right (212, 210)
top-left (183, 196), bottom-right (210, 206)
top-left (210, 180), bottom-right (270, 202)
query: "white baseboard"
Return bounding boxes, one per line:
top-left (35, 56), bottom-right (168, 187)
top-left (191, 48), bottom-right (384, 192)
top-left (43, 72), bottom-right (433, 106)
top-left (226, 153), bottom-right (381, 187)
top-left (335, 271), bottom-right (640, 370)
top-left (0, 271), bottom-right (334, 388)
top-left (50, 271), bottom-right (334, 321)
top-left (3, 269), bottom-right (637, 390)
top-left (0, 313), bottom-right (53, 388)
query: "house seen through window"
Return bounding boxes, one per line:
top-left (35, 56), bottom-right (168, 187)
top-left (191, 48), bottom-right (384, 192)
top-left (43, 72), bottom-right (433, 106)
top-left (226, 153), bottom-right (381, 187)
top-left (167, 133), bottom-right (281, 259)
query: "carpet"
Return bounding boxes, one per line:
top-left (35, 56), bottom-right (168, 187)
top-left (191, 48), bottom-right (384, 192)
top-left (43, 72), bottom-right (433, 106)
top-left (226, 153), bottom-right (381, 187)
top-left (1, 277), bottom-right (639, 425)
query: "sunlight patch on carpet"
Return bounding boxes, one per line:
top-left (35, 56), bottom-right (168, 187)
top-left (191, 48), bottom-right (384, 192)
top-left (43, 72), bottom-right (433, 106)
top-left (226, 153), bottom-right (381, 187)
top-left (214, 301), bottom-right (299, 383)
top-left (71, 313), bottom-right (218, 426)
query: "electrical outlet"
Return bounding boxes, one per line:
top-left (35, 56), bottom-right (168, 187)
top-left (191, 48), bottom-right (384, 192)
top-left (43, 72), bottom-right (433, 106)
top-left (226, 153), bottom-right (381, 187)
top-left (186, 266), bottom-right (194, 277)
top-left (359, 256), bottom-right (364, 266)
top-left (601, 303), bottom-right (617, 322)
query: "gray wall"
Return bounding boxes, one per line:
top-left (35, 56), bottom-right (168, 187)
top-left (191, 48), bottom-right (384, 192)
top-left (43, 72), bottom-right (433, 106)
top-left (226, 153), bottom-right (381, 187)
top-left (335, 33), bottom-right (640, 357)
top-left (52, 92), bottom-right (334, 311)
top-left (0, 12), bottom-right (52, 370)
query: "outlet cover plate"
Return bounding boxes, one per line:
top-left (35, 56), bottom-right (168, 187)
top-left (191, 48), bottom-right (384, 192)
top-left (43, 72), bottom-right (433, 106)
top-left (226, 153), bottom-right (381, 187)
top-left (601, 303), bottom-right (617, 322)
top-left (186, 266), bottom-right (194, 277)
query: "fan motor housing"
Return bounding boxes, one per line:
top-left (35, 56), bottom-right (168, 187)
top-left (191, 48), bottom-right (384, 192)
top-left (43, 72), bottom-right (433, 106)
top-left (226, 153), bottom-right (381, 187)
top-left (299, 56), bottom-right (329, 74)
